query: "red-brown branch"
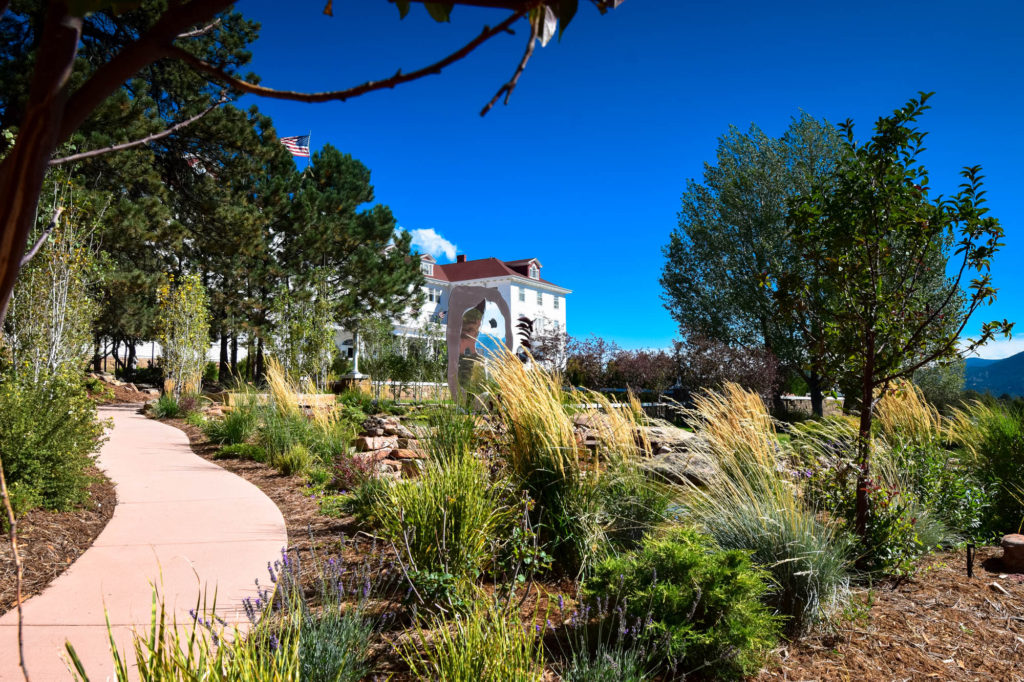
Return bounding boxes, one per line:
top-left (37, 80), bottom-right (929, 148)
top-left (49, 98), bottom-right (226, 166)
top-left (480, 9), bottom-right (539, 116)
top-left (165, 8), bottom-right (528, 103)
top-left (1, 451), bottom-right (28, 682)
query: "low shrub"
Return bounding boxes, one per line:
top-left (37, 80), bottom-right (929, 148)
top-left (582, 527), bottom-right (780, 680)
top-left (330, 453), bottom-right (375, 493)
top-left (213, 443), bottom-right (266, 462)
top-left (274, 443), bottom-right (313, 476)
top-left (203, 404), bottom-right (258, 445)
top-left (371, 451), bottom-right (510, 590)
top-left (151, 393), bottom-right (181, 419)
top-left (0, 368), bottom-right (105, 515)
top-left (402, 599), bottom-right (544, 682)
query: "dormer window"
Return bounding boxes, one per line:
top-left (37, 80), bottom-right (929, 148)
top-left (421, 261), bottom-right (434, 276)
top-left (529, 264), bottom-right (539, 279)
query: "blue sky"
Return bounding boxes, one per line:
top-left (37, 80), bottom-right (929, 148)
top-left (239, 0), bottom-right (1024, 358)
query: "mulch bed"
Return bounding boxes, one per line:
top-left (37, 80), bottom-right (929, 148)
top-left (0, 466), bottom-right (116, 617)
top-left (759, 547), bottom-right (1024, 681)
top-left (161, 415), bottom-right (1024, 680)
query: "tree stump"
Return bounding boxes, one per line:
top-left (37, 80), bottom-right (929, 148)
top-left (1000, 534), bottom-right (1024, 572)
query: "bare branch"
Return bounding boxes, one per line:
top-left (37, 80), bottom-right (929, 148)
top-left (480, 9), bottom-right (539, 116)
top-left (20, 206), bottom-right (64, 268)
top-left (1, 451), bottom-right (30, 682)
top-left (166, 8), bottom-right (529, 103)
top-left (176, 18), bottom-right (221, 39)
top-left (49, 98), bottom-right (226, 167)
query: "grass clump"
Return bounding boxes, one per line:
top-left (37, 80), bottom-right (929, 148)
top-left (203, 402), bottom-right (258, 445)
top-left (582, 527), bottom-right (780, 680)
top-left (151, 393), bottom-right (181, 419)
top-left (682, 383), bottom-right (852, 634)
top-left (402, 598), bottom-right (544, 682)
top-left (213, 443), bottom-right (266, 462)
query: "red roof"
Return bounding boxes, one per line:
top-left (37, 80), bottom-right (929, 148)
top-left (427, 257), bottom-right (564, 289)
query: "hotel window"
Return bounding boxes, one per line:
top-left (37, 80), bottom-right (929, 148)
top-left (553, 296), bottom-right (560, 310)
top-left (518, 287), bottom-right (525, 302)
top-left (537, 291), bottom-right (543, 305)
top-left (529, 264), bottom-right (539, 279)
top-left (428, 289), bottom-right (436, 303)
top-left (421, 261), bottom-right (433, 276)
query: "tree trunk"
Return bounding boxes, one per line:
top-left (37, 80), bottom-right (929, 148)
top-left (111, 337), bottom-right (121, 372)
top-left (93, 335), bottom-right (102, 373)
top-left (126, 340), bottom-right (137, 374)
top-left (230, 334), bottom-right (238, 376)
top-left (808, 371), bottom-right (824, 418)
top-left (219, 331), bottom-right (229, 383)
top-left (854, 336), bottom-right (876, 540)
top-left (0, 4), bottom-right (82, 327)
top-left (255, 336), bottom-right (264, 383)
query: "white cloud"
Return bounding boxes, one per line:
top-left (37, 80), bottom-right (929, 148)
top-left (407, 227), bottom-right (457, 262)
top-left (962, 337), bottom-right (1024, 360)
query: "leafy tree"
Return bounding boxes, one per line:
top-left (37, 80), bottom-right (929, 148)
top-left (268, 271), bottom-right (336, 391)
top-left (3, 172), bottom-right (100, 380)
top-left (605, 348), bottom-right (677, 393)
top-left (357, 316), bottom-right (397, 400)
top-left (156, 273), bottom-right (211, 399)
top-left (284, 145), bottom-right (424, 329)
top-left (660, 114), bottom-right (841, 415)
top-left (564, 334), bottom-right (619, 389)
top-left (777, 93), bottom-right (1012, 538)
top-left (913, 358), bottom-right (966, 413)
top-left (0, 0), bottom-right (625, 331)
top-left (673, 335), bottom-right (779, 401)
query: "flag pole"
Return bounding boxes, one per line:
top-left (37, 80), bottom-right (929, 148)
top-left (307, 130), bottom-right (312, 170)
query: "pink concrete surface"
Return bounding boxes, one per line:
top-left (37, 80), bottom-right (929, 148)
top-left (0, 405), bottom-right (287, 680)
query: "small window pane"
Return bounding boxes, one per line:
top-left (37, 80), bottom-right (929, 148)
top-left (537, 291), bottom-right (543, 305)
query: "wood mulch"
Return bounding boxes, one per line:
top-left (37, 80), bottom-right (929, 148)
top-left (0, 466), bottom-right (116, 617)
top-left (759, 547), bottom-right (1024, 681)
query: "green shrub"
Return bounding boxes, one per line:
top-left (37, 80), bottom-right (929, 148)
top-left (258, 409), bottom-right (314, 459)
top-left (950, 402), bottom-right (1024, 534)
top-left (306, 466), bottom-right (332, 487)
top-left (583, 527), bottom-right (780, 680)
top-left (213, 443), bottom-right (266, 462)
top-left (597, 462), bottom-right (672, 553)
top-left (203, 404), bottom-right (258, 445)
top-left (402, 599), bottom-right (544, 682)
top-left (184, 411), bottom-right (206, 427)
top-left (274, 443), bottom-right (312, 476)
top-left (0, 369), bottom-right (105, 514)
top-left (371, 453), bottom-right (510, 589)
top-left (152, 393), bottom-right (181, 418)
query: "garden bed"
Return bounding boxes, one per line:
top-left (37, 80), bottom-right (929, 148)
top-left (162, 412), bottom-right (1024, 680)
top-left (761, 547), bottom-right (1024, 681)
top-left (0, 465), bottom-right (116, 617)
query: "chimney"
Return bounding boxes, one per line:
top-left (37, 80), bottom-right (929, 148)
top-left (456, 254), bottom-right (466, 263)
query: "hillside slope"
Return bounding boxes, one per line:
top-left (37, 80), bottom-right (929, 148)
top-left (965, 351), bottom-right (1024, 397)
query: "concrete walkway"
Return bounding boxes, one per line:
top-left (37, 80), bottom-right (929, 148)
top-left (0, 405), bottom-right (287, 680)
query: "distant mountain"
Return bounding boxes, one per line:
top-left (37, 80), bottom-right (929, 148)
top-left (964, 351), bottom-right (1024, 397)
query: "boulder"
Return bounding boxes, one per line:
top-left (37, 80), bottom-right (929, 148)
top-left (354, 435), bottom-right (398, 452)
top-left (390, 448), bottom-right (425, 460)
top-left (353, 449), bottom-right (392, 466)
top-left (394, 424), bottom-right (416, 440)
top-left (1001, 534), bottom-right (1024, 572)
top-left (643, 425), bottom-right (699, 454)
top-left (401, 459), bottom-right (425, 478)
top-left (397, 437), bottom-right (421, 450)
top-left (642, 451), bottom-right (716, 487)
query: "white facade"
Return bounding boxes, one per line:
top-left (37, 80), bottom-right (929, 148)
top-left (336, 254), bottom-right (571, 366)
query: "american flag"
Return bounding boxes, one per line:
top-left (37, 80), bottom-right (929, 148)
top-left (280, 134), bottom-right (310, 158)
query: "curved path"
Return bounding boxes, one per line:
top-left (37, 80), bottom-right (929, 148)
top-left (0, 405), bottom-right (287, 680)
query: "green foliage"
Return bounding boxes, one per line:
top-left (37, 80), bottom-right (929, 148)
top-left (269, 271), bottom-right (336, 391)
top-left (274, 443), bottom-right (313, 476)
top-left (296, 607), bottom-right (373, 682)
top-left (401, 599), bottom-right (544, 682)
top-left (3, 174), bottom-right (100, 380)
top-left (0, 368), bottom-right (105, 515)
top-left (213, 443), bottom-right (266, 462)
top-left (913, 359), bottom-right (966, 413)
top-left (661, 113), bottom-right (842, 412)
top-left (951, 402), bottom-right (1024, 534)
top-left (370, 451), bottom-right (510, 590)
top-left (203, 404), bottom-right (258, 445)
top-left (152, 393), bottom-right (181, 419)
top-left (583, 527), bottom-right (781, 680)
top-left (156, 273), bottom-right (211, 399)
